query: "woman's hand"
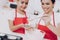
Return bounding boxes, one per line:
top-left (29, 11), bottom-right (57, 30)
top-left (24, 24), bottom-right (34, 31)
top-left (26, 27), bottom-right (34, 31)
top-left (42, 14), bottom-right (51, 25)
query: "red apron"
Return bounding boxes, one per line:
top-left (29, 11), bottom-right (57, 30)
top-left (9, 0), bottom-right (14, 2)
top-left (38, 12), bottom-right (57, 40)
top-left (13, 10), bottom-right (28, 34)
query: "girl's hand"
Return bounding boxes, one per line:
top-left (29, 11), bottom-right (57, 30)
top-left (42, 14), bottom-right (51, 25)
top-left (24, 24), bottom-right (34, 31)
top-left (26, 27), bottom-right (34, 31)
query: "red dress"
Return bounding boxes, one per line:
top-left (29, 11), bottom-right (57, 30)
top-left (38, 13), bottom-right (57, 40)
top-left (13, 10), bottom-right (28, 34)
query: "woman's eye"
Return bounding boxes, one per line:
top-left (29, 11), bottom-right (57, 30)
top-left (42, 3), bottom-right (44, 5)
top-left (42, 3), bottom-right (50, 5)
top-left (46, 3), bottom-right (50, 5)
top-left (21, 2), bottom-right (24, 4)
top-left (21, 2), bottom-right (28, 5)
top-left (25, 3), bottom-right (28, 5)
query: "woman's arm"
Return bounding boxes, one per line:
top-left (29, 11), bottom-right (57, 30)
top-left (8, 20), bottom-right (24, 31)
top-left (46, 23), bottom-right (60, 36)
top-left (41, 14), bottom-right (60, 36)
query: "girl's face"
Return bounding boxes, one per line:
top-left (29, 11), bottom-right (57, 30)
top-left (17, 0), bottom-right (29, 11)
top-left (41, 0), bottom-right (54, 14)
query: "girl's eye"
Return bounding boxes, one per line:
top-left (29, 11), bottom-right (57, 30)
top-left (25, 3), bottom-right (28, 5)
top-left (42, 3), bottom-right (44, 5)
top-left (21, 1), bottom-right (24, 4)
top-left (46, 3), bottom-right (50, 5)
top-left (21, 1), bottom-right (28, 5)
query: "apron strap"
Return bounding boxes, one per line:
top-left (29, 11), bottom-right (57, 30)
top-left (38, 17), bottom-right (42, 24)
top-left (53, 12), bottom-right (56, 27)
top-left (23, 11), bottom-right (27, 18)
top-left (15, 9), bottom-right (17, 18)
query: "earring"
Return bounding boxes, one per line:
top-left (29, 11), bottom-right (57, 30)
top-left (52, 6), bottom-right (54, 8)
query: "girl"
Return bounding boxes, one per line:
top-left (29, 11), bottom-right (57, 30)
top-left (8, 0), bottom-right (29, 34)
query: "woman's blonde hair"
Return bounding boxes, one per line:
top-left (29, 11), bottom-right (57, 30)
top-left (15, 0), bottom-right (20, 3)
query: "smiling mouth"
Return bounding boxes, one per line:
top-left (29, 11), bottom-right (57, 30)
top-left (44, 9), bottom-right (47, 10)
top-left (44, 8), bottom-right (49, 11)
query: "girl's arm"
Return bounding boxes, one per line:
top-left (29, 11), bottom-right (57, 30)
top-left (46, 23), bottom-right (60, 36)
top-left (8, 20), bottom-right (24, 31)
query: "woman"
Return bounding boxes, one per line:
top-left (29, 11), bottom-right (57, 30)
top-left (38, 0), bottom-right (58, 40)
top-left (8, 0), bottom-right (29, 34)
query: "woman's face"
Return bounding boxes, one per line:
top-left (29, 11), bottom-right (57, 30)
top-left (41, 0), bottom-right (54, 14)
top-left (17, 0), bottom-right (29, 11)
